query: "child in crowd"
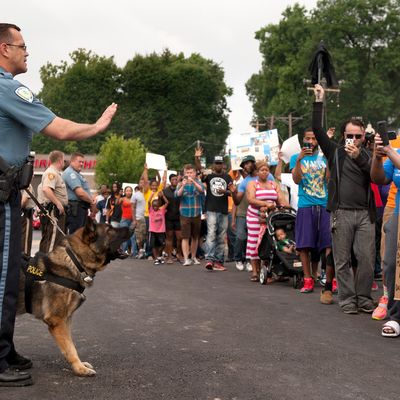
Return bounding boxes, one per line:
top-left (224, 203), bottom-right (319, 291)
top-left (275, 228), bottom-right (297, 254)
top-left (148, 192), bottom-right (169, 265)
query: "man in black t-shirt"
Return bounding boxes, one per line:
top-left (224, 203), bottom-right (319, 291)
top-left (162, 174), bottom-right (182, 263)
top-left (203, 156), bottom-right (233, 271)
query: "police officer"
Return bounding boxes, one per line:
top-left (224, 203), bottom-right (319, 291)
top-left (37, 150), bottom-right (68, 253)
top-left (0, 23), bottom-right (117, 386)
top-left (63, 152), bottom-right (94, 234)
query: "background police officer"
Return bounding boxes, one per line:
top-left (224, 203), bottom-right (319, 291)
top-left (37, 150), bottom-right (68, 253)
top-left (0, 23), bottom-right (117, 386)
top-left (63, 152), bottom-right (94, 234)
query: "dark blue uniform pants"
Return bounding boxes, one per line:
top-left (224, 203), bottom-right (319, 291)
top-left (0, 190), bottom-right (21, 372)
top-left (66, 202), bottom-right (88, 234)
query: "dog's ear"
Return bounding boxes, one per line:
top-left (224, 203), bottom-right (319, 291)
top-left (82, 218), bottom-right (97, 243)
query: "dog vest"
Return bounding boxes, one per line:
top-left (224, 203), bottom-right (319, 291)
top-left (21, 253), bottom-right (85, 314)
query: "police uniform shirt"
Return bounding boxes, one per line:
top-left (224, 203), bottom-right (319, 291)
top-left (62, 166), bottom-right (91, 201)
top-left (0, 67), bottom-right (56, 166)
top-left (39, 165), bottom-right (68, 206)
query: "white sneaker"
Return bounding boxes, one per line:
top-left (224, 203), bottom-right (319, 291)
top-left (235, 261), bottom-right (244, 271)
top-left (246, 262), bottom-right (252, 272)
top-left (192, 257), bottom-right (201, 265)
top-left (183, 259), bottom-right (193, 266)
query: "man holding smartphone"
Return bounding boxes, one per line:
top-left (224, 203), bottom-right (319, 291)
top-left (290, 128), bottom-right (332, 299)
top-left (175, 164), bottom-right (205, 266)
top-left (312, 84), bottom-right (376, 314)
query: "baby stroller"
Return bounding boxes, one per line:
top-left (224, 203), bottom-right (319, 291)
top-left (258, 207), bottom-right (303, 288)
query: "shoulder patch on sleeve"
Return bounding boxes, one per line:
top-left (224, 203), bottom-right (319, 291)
top-left (70, 173), bottom-right (77, 179)
top-left (15, 86), bottom-right (34, 103)
top-left (48, 173), bottom-right (55, 180)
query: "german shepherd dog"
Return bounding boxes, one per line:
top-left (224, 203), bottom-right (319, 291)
top-left (17, 218), bottom-right (132, 376)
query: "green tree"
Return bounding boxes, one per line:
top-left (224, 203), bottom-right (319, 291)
top-left (33, 49), bottom-right (232, 168)
top-left (120, 50), bottom-right (232, 167)
top-left (246, 0), bottom-right (400, 139)
top-left (32, 49), bottom-right (122, 154)
top-left (95, 135), bottom-right (146, 186)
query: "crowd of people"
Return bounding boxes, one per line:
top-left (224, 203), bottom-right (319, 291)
top-left (77, 83), bottom-right (400, 341)
top-left (0, 21), bottom-right (399, 388)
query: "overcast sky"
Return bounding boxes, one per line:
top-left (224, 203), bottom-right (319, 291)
top-left (4, 0), bottom-right (317, 140)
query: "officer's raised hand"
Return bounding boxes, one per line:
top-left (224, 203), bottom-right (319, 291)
top-left (95, 103), bottom-right (118, 133)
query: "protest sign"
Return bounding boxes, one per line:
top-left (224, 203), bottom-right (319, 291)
top-left (122, 182), bottom-right (138, 191)
top-left (280, 173), bottom-right (299, 210)
top-left (158, 170), bottom-right (177, 184)
top-left (230, 129), bottom-right (280, 166)
top-left (280, 134), bottom-right (302, 164)
top-left (146, 153), bottom-right (167, 170)
top-left (230, 155), bottom-right (242, 171)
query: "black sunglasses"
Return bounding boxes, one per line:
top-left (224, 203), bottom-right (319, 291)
top-left (345, 134), bottom-right (363, 139)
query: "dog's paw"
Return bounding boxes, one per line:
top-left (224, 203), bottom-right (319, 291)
top-left (82, 361), bottom-right (94, 369)
top-left (73, 362), bottom-right (96, 377)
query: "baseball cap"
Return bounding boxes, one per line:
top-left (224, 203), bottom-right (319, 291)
top-left (240, 155), bottom-right (256, 168)
top-left (214, 155), bottom-right (224, 163)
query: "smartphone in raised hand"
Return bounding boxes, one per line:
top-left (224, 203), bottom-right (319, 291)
top-left (377, 121), bottom-right (389, 146)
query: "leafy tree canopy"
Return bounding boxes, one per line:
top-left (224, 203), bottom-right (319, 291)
top-left (246, 0), bottom-right (400, 139)
top-left (33, 49), bottom-right (232, 168)
top-left (95, 135), bottom-right (146, 186)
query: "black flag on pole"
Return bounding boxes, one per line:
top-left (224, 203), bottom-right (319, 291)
top-left (309, 41), bottom-right (338, 88)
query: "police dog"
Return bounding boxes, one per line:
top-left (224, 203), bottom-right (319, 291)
top-left (17, 218), bottom-right (132, 377)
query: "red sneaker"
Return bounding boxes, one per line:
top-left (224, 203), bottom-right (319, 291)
top-left (213, 262), bottom-right (227, 271)
top-left (332, 278), bottom-right (338, 294)
top-left (300, 277), bottom-right (314, 293)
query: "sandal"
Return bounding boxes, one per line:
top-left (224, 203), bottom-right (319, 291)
top-left (382, 320), bottom-right (400, 337)
top-left (250, 275), bottom-right (259, 282)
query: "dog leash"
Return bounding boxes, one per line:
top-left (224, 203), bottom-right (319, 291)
top-left (24, 187), bottom-right (93, 284)
top-left (24, 187), bottom-right (67, 238)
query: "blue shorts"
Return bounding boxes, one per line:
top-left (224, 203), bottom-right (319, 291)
top-left (295, 206), bottom-right (331, 251)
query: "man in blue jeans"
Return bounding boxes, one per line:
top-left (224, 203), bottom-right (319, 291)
top-left (203, 156), bottom-right (233, 271)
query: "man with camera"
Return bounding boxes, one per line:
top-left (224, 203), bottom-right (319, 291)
top-left (312, 84), bottom-right (375, 314)
top-left (0, 23), bottom-right (117, 386)
top-left (37, 150), bottom-right (68, 252)
top-left (290, 128), bottom-right (333, 300)
top-left (175, 164), bottom-right (205, 266)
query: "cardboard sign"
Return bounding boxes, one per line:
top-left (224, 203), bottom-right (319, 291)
top-left (281, 134), bottom-right (302, 164)
top-left (158, 170), bottom-right (177, 184)
top-left (280, 173), bottom-right (299, 210)
top-left (146, 153), bottom-right (167, 170)
top-left (122, 182), bottom-right (138, 191)
top-left (230, 129), bottom-right (280, 166)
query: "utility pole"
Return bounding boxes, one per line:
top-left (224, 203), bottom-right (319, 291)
top-left (251, 114), bottom-right (302, 138)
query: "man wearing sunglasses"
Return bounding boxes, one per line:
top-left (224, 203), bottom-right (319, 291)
top-left (312, 84), bottom-right (375, 315)
top-left (0, 23), bottom-right (117, 386)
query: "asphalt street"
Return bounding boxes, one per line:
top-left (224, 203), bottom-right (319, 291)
top-left (4, 231), bottom-right (400, 400)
